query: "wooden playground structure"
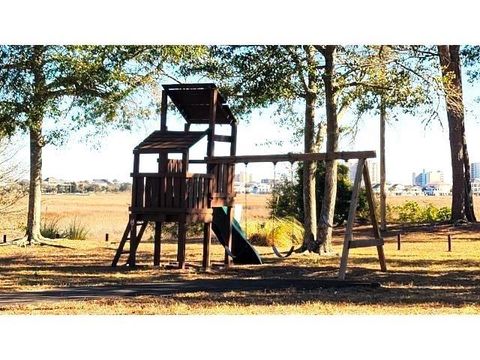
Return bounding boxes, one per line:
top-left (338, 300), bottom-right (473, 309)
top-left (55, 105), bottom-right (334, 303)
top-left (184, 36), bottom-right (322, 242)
top-left (112, 83), bottom-right (387, 279)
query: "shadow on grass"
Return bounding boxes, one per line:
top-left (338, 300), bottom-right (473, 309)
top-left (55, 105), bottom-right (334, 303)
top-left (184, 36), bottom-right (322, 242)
top-left (0, 254), bottom-right (479, 308)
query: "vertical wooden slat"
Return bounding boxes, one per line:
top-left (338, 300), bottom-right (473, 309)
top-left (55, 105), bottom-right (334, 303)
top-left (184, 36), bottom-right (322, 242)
top-left (144, 177), bottom-right (152, 208)
top-left (160, 90), bottom-right (168, 131)
top-left (203, 222), bottom-right (212, 268)
top-left (128, 216), bottom-right (138, 267)
top-left (166, 175), bottom-right (173, 207)
top-left (363, 159), bottom-right (387, 272)
top-left (159, 175), bottom-right (165, 208)
top-left (136, 176), bottom-right (145, 208)
top-left (338, 158), bottom-right (365, 280)
top-left (181, 151), bottom-right (188, 209)
top-left (177, 215), bottom-right (186, 269)
top-left (173, 176), bottom-right (181, 208)
top-left (224, 206), bottom-right (234, 267)
top-left (186, 178), bottom-right (192, 209)
top-left (204, 177), bottom-right (210, 208)
top-left (151, 177), bottom-right (159, 207)
top-left (207, 88), bottom-right (218, 158)
top-left (154, 222), bottom-right (162, 266)
top-left (131, 153), bottom-right (140, 210)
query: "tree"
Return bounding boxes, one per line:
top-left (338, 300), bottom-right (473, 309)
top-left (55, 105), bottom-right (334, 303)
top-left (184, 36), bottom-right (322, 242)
top-left (183, 45), bottom-right (325, 251)
top-left (270, 162), bottom-right (368, 226)
top-left (0, 45), bottom-right (205, 244)
top-left (438, 45), bottom-right (476, 223)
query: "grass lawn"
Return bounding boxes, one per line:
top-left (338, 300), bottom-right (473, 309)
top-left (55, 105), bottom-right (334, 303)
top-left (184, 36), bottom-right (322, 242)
top-left (0, 193), bottom-right (479, 314)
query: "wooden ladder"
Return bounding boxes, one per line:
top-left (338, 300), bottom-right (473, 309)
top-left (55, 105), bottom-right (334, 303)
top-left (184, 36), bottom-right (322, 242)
top-left (112, 218), bottom-right (148, 267)
top-left (338, 158), bottom-right (387, 279)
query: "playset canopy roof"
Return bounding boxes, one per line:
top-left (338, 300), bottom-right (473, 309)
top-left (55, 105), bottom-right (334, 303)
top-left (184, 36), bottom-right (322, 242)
top-left (134, 130), bottom-right (207, 153)
top-left (162, 83), bottom-right (237, 125)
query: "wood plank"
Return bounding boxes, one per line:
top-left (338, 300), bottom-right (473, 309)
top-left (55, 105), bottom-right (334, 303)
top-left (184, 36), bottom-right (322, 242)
top-left (224, 206), bottom-right (234, 267)
top-left (136, 176), bottom-right (145, 208)
top-left (213, 135), bottom-right (232, 142)
top-left (363, 160), bottom-right (388, 272)
top-left (348, 238), bottom-right (384, 249)
top-left (166, 176), bottom-right (173, 208)
top-left (112, 222), bottom-right (131, 267)
top-left (173, 176), bottom-right (181, 208)
top-left (127, 220), bottom-right (148, 266)
top-left (154, 222), bottom-right (162, 266)
top-left (177, 215), bottom-right (187, 269)
top-left (338, 158), bottom-right (365, 280)
top-left (205, 151), bottom-right (376, 164)
top-left (128, 217), bottom-right (138, 267)
top-left (131, 172), bottom-right (186, 178)
top-left (160, 90), bottom-right (168, 131)
top-left (207, 88), bottom-right (217, 158)
top-left (151, 177), bottom-right (159, 207)
top-left (159, 175), bottom-right (165, 208)
top-left (130, 207), bottom-right (184, 214)
top-left (144, 177), bottom-right (152, 208)
top-left (203, 222), bottom-right (212, 268)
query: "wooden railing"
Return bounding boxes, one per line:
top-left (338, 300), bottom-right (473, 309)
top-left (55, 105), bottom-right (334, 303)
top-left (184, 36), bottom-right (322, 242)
top-left (131, 173), bottom-right (213, 212)
top-left (210, 163), bottom-right (234, 196)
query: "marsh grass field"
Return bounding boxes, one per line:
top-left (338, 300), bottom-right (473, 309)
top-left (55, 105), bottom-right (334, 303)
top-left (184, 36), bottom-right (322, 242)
top-left (0, 193), bottom-right (480, 314)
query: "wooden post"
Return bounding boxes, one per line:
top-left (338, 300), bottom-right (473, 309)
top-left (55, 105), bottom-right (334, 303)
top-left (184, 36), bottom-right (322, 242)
top-left (397, 233), bottom-right (401, 250)
top-left (224, 206), bottom-right (234, 267)
top-left (448, 234), bottom-right (452, 252)
top-left (154, 222), bottom-right (162, 266)
top-left (339, 159), bottom-right (365, 280)
top-left (177, 216), bottom-right (186, 269)
top-left (363, 160), bottom-right (387, 272)
top-left (203, 222), bottom-right (212, 269)
top-left (160, 90), bottom-right (168, 132)
top-left (207, 88), bottom-right (218, 158)
top-left (207, 88), bottom-right (218, 177)
top-left (380, 99), bottom-right (387, 231)
top-left (128, 217), bottom-right (137, 267)
top-left (3, 234), bottom-right (6, 243)
top-left (230, 122), bottom-right (237, 156)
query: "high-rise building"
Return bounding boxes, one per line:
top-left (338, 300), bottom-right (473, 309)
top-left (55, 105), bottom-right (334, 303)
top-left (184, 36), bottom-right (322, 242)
top-left (471, 162), bottom-right (480, 180)
top-left (368, 160), bottom-right (380, 184)
top-left (413, 169), bottom-right (444, 187)
top-left (348, 160), bottom-right (379, 184)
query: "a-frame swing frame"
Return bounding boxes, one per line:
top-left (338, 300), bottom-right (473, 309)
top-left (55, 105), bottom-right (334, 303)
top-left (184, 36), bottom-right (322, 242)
top-left (338, 158), bottom-right (387, 279)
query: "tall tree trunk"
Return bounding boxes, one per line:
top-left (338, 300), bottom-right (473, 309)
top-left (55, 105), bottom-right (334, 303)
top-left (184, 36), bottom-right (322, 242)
top-left (27, 121), bottom-right (44, 242)
top-left (302, 90), bottom-right (318, 250)
top-left (298, 45), bottom-right (321, 252)
top-left (380, 98), bottom-right (387, 231)
top-left (25, 45), bottom-right (47, 243)
top-left (438, 45), bottom-right (476, 222)
top-left (318, 45), bottom-right (338, 253)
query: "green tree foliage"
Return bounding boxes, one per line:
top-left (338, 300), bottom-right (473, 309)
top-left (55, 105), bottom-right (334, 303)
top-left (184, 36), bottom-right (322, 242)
top-left (269, 163), bottom-right (368, 226)
top-left (182, 45), bottom-right (325, 251)
top-left (0, 45), bottom-right (205, 244)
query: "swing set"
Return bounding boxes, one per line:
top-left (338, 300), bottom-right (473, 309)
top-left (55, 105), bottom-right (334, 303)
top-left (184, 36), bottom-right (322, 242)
top-left (112, 83), bottom-right (386, 280)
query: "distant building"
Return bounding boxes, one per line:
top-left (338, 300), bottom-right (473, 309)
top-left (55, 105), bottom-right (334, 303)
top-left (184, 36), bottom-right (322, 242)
top-left (471, 179), bottom-right (480, 196)
top-left (413, 169), bottom-right (444, 187)
top-left (349, 160), bottom-right (379, 185)
top-left (471, 162), bottom-right (480, 180)
top-left (234, 172), bottom-right (253, 184)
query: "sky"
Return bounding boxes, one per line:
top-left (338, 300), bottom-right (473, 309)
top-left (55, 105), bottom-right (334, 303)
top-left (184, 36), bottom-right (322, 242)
top-left (7, 75), bottom-right (480, 185)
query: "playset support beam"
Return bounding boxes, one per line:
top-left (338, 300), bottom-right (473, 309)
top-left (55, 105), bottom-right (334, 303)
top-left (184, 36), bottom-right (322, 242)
top-left (202, 150), bottom-right (376, 164)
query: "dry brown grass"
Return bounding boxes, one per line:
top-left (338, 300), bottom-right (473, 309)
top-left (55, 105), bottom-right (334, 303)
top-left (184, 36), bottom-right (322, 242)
top-left (0, 193), bottom-right (479, 315)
